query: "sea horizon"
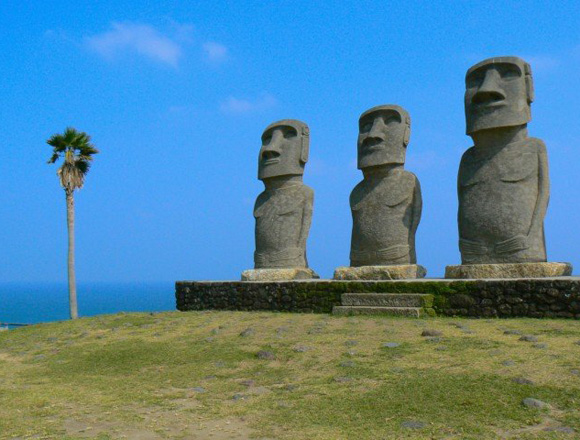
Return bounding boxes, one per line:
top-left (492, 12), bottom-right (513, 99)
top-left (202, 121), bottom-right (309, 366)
top-left (0, 281), bottom-right (176, 328)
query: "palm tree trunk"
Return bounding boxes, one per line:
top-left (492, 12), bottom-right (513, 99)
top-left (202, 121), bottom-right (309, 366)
top-left (66, 188), bottom-right (78, 319)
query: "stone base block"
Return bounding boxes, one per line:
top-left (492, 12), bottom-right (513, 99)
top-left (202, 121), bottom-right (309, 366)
top-left (445, 262), bottom-right (573, 279)
top-left (333, 264), bottom-right (427, 280)
top-left (241, 268), bottom-right (319, 282)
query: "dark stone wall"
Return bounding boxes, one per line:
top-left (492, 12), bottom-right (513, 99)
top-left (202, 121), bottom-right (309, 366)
top-left (175, 278), bottom-right (580, 318)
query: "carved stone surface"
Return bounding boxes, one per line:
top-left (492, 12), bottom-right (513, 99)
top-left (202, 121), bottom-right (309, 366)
top-left (348, 105), bottom-right (422, 268)
top-left (241, 268), bottom-right (319, 281)
top-left (445, 262), bottom-right (572, 279)
top-left (245, 119), bottom-right (316, 279)
top-left (457, 56), bottom-right (549, 264)
top-left (333, 265), bottom-right (427, 280)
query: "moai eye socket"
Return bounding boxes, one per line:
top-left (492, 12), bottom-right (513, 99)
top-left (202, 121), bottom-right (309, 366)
top-left (283, 127), bottom-right (297, 139)
top-left (497, 63), bottom-right (522, 80)
top-left (382, 115), bottom-right (399, 125)
top-left (466, 69), bottom-right (485, 88)
top-left (359, 119), bottom-right (373, 133)
top-left (262, 133), bottom-right (272, 145)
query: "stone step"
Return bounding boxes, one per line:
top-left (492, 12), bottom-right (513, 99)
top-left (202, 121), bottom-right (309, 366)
top-left (341, 293), bottom-right (430, 308)
top-left (332, 306), bottom-right (424, 317)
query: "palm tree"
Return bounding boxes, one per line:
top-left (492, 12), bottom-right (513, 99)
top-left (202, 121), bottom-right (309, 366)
top-left (47, 128), bottom-right (99, 319)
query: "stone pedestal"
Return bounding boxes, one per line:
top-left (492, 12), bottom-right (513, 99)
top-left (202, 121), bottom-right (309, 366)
top-left (333, 264), bottom-right (427, 280)
top-left (445, 262), bottom-right (572, 279)
top-left (241, 268), bottom-right (319, 282)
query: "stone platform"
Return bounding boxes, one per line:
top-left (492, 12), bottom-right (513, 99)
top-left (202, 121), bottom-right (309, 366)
top-left (445, 262), bottom-right (572, 279)
top-left (333, 264), bottom-right (426, 280)
top-left (241, 268), bottom-right (319, 281)
top-left (176, 277), bottom-right (580, 318)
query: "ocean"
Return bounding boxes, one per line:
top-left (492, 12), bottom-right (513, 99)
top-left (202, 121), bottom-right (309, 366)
top-left (0, 282), bottom-right (175, 329)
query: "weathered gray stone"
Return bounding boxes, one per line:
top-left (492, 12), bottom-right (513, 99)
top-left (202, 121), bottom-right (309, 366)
top-left (332, 306), bottom-right (423, 317)
top-left (457, 57), bottom-right (552, 265)
top-left (256, 350), bottom-right (276, 360)
top-left (519, 335), bottom-right (538, 342)
top-left (241, 268), bottom-right (319, 281)
top-left (445, 262), bottom-right (572, 279)
top-left (421, 329), bottom-right (442, 337)
top-left (341, 293), bottom-right (430, 307)
top-left (522, 397), bottom-right (549, 409)
top-left (244, 119), bottom-right (317, 280)
top-left (382, 342), bottom-right (400, 348)
top-left (333, 264), bottom-right (426, 280)
top-left (347, 105), bottom-right (422, 269)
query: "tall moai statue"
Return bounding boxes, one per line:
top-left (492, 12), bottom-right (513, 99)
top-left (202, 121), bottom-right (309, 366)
top-left (334, 105), bottom-right (426, 280)
top-left (241, 119), bottom-right (319, 281)
top-left (445, 56), bottom-right (572, 278)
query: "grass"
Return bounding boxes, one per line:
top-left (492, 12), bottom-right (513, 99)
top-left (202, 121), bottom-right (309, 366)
top-left (0, 311), bottom-right (579, 439)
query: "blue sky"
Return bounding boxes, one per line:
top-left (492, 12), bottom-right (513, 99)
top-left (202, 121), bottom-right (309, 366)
top-left (1, 1), bottom-right (580, 282)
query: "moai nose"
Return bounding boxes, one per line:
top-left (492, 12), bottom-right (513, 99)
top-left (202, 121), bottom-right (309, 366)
top-left (368, 118), bottom-right (385, 138)
top-left (473, 69), bottom-right (506, 104)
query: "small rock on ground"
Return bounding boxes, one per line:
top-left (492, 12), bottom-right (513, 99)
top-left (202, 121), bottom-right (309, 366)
top-left (382, 342), bottom-right (400, 348)
top-left (513, 377), bottom-right (534, 385)
top-left (519, 335), bottom-right (538, 342)
top-left (421, 329), bottom-right (442, 337)
top-left (401, 421), bottom-right (427, 429)
top-left (293, 345), bottom-right (310, 353)
top-left (570, 369), bottom-right (579, 375)
top-left (240, 328), bottom-right (255, 337)
top-left (522, 398), bottom-right (549, 409)
top-left (240, 380), bottom-right (255, 387)
top-left (334, 376), bottom-right (353, 383)
top-left (256, 350), bottom-right (276, 360)
top-left (340, 361), bottom-right (356, 368)
top-left (435, 346), bottom-right (448, 351)
top-left (533, 343), bottom-right (548, 349)
top-left (192, 387), bottom-right (206, 393)
top-left (504, 330), bottom-right (522, 335)
top-left (502, 360), bottom-right (516, 366)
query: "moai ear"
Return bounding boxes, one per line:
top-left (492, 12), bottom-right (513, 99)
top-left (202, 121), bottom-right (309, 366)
top-left (300, 125), bottom-right (310, 163)
top-left (403, 116), bottom-right (411, 147)
top-left (525, 63), bottom-right (534, 104)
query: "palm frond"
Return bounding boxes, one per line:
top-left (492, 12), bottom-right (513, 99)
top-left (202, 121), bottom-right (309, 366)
top-left (47, 127), bottom-right (98, 191)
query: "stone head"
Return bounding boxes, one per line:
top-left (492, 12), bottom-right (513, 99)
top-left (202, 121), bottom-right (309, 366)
top-left (357, 105), bottom-right (410, 170)
top-left (465, 56), bottom-right (534, 135)
top-left (258, 119), bottom-right (309, 180)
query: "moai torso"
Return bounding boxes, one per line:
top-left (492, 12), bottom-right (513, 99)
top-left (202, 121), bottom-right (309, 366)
top-left (458, 138), bottom-right (548, 263)
top-left (254, 184), bottom-right (313, 268)
top-left (458, 56), bottom-right (549, 264)
top-left (350, 169), bottom-right (421, 266)
top-left (253, 119), bottom-right (314, 270)
top-left (349, 105), bottom-right (422, 267)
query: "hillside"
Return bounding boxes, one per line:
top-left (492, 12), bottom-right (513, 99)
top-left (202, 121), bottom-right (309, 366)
top-left (0, 311), bottom-right (579, 439)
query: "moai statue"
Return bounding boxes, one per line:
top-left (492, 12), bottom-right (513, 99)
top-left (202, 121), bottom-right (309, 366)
top-left (334, 105), bottom-right (425, 280)
top-left (241, 119), bottom-right (319, 281)
top-left (446, 56), bottom-right (571, 278)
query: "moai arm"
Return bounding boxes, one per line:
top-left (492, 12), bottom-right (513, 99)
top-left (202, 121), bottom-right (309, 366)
top-left (496, 142), bottom-right (550, 253)
top-left (529, 142), bottom-right (550, 237)
top-left (409, 176), bottom-right (422, 264)
top-left (298, 187), bottom-right (314, 255)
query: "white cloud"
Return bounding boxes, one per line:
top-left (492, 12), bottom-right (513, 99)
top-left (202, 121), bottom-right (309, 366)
top-left (203, 41), bottom-right (228, 63)
top-left (86, 22), bottom-right (184, 67)
top-left (220, 93), bottom-right (277, 114)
